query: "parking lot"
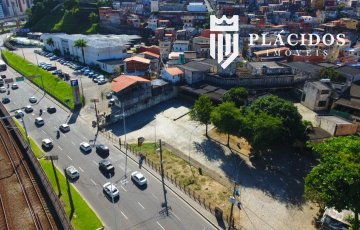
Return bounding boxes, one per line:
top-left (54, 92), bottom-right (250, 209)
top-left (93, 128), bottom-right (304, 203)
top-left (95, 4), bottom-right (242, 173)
top-left (13, 47), bottom-right (113, 120)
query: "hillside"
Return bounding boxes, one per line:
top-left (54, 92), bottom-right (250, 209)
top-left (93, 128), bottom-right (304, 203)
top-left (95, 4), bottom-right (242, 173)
top-left (31, 6), bottom-right (99, 34)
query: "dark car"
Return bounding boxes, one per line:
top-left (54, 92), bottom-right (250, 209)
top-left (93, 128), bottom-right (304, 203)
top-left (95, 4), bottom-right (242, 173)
top-left (96, 144), bottom-right (109, 154)
top-left (47, 106), bottom-right (56, 114)
top-left (99, 159), bottom-right (115, 173)
top-left (105, 92), bottom-right (113, 99)
top-left (2, 97), bottom-right (10, 104)
top-left (47, 66), bottom-right (57, 71)
top-left (1, 74), bottom-right (6, 79)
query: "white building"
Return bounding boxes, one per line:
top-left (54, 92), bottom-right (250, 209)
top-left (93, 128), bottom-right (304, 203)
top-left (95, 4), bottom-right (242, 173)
top-left (301, 81), bottom-right (331, 111)
top-left (161, 67), bottom-right (184, 84)
top-left (172, 40), bottom-right (190, 52)
top-left (41, 33), bottom-right (139, 67)
top-left (147, 18), bottom-right (158, 31)
top-left (0, 4), bottom-right (5, 18)
top-left (187, 2), bottom-right (207, 12)
top-left (151, 0), bottom-right (159, 12)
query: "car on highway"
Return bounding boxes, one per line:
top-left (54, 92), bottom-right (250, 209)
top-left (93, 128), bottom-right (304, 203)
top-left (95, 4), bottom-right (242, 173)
top-left (35, 117), bottom-right (44, 126)
top-left (41, 138), bottom-right (53, 149)
top-left (96, 144), bottom-right (109, 155)
top-left (15, 110), bottom-right (24, 118)
top-left (1, 74), bottom-right (6, 79)
top-left (105, 92), bottom-right (113, 99)
top-left (131, 171), bottom-right (147, 186)
top-left (24, 105), bottom-right (33, 113)
top-left (99, 159), bottom-right (115, 173)
top-left (29, 96), bottom-right (37, 103)
top-left (65, 166), bottom-right (80, 180)
top-left (98, 79), bottom-right (107, 85)
top-left (47, 106), bottom-right (56, 114)
top-left (80, 142), bottom-right (91, 152)
top-left (2, 97), bottom-right (10, 104)
top-left (59, 124), bottom-right (70, 132)
top-left (0, 86), bottom-right (6, 93)
top-left (11, 83), bottom-right (19, 90)
top-left (103, 182), bottom-right (119, 199)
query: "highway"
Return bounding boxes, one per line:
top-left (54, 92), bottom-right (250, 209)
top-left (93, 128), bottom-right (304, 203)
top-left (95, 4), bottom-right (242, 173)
top-left (0, 59), bottom-right (215, 229)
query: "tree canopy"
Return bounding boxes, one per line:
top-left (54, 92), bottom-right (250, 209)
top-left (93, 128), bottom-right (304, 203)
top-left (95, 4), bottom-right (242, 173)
top-left (26, 0), bottom-right (58, 26)
top-left (305, 136), bottom-right (360, 230)
top-left (248, 95), bottom-right (305, 143)
top-left (74, 39), bottom-right (87, 64)
top-left (223, 87), bottom-right (249, 107)
top-left (89, 12), bottom-right (99, 24)
top-left (189, 95), bottom-right (214, 137)
top-left (320, 68), bottom-right (346, 83)
top-left (211, 102), bottom-right (242, 146)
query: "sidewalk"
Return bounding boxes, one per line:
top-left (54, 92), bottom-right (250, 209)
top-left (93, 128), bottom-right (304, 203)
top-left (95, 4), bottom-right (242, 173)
top-left (112, 143), bottom-right (226, 230)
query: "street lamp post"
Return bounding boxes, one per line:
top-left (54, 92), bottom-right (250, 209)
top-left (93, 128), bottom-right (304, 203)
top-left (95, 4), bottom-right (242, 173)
top-left (157, 139), bottom-right (171, 216)
top-left (109, 173), bottom-right (118, 230)
top-left (188, 125), bottom-right (199, 167)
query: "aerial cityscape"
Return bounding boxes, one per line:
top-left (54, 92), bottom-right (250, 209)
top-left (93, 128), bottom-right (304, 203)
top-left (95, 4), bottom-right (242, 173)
top-left (0, 0), bottom-right (359, 229)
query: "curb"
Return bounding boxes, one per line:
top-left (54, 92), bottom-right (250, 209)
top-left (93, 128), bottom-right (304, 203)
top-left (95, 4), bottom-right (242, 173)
top-left (113, 145), bottom-right (222, 230)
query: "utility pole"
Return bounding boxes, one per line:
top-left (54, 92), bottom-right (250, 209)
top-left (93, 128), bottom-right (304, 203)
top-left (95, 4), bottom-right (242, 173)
top-left (90, 98), bottom-right (99, 133)
top-left (122, 102), bottom-right (128, 178)
top-left (45, 155), bottom-right (61, 196)
top-left (158, 139), bottom-right (171, 216)
top-left (229, 181), bottom-right (238, 230)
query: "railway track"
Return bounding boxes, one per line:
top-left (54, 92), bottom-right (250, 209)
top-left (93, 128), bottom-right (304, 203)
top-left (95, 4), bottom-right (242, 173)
top-left (0, 120), bottom-right (56, 230)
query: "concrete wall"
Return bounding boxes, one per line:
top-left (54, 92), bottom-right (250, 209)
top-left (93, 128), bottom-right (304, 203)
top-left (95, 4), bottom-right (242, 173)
top-left (335, 123), bottom-right (358, 136)
top-left (315, 116), bottom-right (358, 136)
top-left (301, 82), bottom-right (330, 111)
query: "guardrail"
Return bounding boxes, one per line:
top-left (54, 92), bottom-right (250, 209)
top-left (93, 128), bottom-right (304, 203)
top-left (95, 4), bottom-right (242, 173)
top-left (0, 103), bottom-right (73, 230)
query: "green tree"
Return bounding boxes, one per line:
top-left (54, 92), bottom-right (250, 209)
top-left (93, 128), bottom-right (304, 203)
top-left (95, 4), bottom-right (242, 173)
top-left (248, 95), bottom-right (305, 144)
top-left (74, 39), bottom-right (87, 65)
top-left (63, 0), bottom-right (79, 11)
top-left (305, 136), bottom-right (360, 230)
top-left (211, 102), bottom-right (242, 146)
top-left (319, 68), bottom-right (346, 82)
top-left (189, 95), bottom-right (214, 137)
top-left (46, 37), bottom-right (54, 49)
top-left (223, 87), bottom-right (249, 107)
top-left (89, 12), bottom-right (99, 24)
top-left (242, 112), bottom-right (283, 152)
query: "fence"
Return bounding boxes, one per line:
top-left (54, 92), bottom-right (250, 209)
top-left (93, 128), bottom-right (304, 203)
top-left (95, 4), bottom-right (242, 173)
top-left (0, 104), bottom-right (73, 230)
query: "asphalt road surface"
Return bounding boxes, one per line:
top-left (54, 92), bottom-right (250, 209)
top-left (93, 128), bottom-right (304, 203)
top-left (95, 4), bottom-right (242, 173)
top-left (0, 63), bottom-right (214, 230)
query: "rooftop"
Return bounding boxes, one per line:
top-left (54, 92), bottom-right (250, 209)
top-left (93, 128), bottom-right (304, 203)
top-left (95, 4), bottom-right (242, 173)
top-left (124, 56), bottom-right (151, 64)
top-left (336, 66), bottom-right (360, 76)
top-left (248, 62), bottom-right (284, 69)
top-left (43, 33), bottom-right (140, 49)
top-left (284, 61), bottom-right (323, 73)
top-left (164, 67), bottom-right (184, 76)
top-left (111, 75), bottom-right (150, 93)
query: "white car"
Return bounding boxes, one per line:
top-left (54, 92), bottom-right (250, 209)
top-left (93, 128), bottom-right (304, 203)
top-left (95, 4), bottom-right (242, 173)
top-left (80, 142), bottom-right (91, 152)
top-left (131, 171), bottom-right (147, 186)
top-left (103, 182), bottom-right (119, 198)
top-left (42, 138), bottom-right (53, 148)
top-left (0, 86), bottom-right (6, 93)
top-left (15, 110), bottom-right (24, 118)
top-left (11, 83), bottom-right (18, 89)
top-left (35, 117), bottom-right (44, 126)
top-left (65, 166), bottom-right (80, 179)
top-left (59, 124), bottom-right (70, 132)
top-left (29, 96), bottom-right (37, 103)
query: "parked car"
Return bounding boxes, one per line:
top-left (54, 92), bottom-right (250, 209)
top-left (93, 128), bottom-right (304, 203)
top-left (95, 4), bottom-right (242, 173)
top-left (15, 110), bottom-right (24, 118)
top-left (29, 96), bottom-right (37, 103)
top-left (24, 105), bottom-right (33, 113)
top-left (80, 142), bottom-right (91, 152)
top-left (47, 106), bottom-right (56, 114)
top-left (49, 55), bottom-right (58, 61)
top-left (47, 66), bottom-right (57, 71)
top-left (35, 117), bottom-right (44, 126)
top-left (42, 138), bottom-right (53, 149)
top-left (0, 86), bottom-right (6, 93)
top-left (59, 124), bottom-right (70, 132)
top-left (103, 182), bottom-right (119, 199)
top-left (1, 74), bottom-right (6, 79)
top-left (65, 166), bottom-right (80, 180)
top-left (99, 159), bottom-right (115, 173)
top-left (11, 83), bottom-right (18, 89)
top-left (131, 171), bottom-right (147, 186)
top-left (105, 92), bottom-right (113, 99)
top-left (108, 98), bottom-right (115, 107)
top-left (2, 97), bottom-right (10, 103)
top-left (98, 79), bottom-right (107, 85)
top-left (96, 144), bottom-right (109, 154)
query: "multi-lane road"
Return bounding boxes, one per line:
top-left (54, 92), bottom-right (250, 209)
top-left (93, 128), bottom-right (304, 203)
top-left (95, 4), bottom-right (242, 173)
top-left (0, 55), bottom-right (216, 229)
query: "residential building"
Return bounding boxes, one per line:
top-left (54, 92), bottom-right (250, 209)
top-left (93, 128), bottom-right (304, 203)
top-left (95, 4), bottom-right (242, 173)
top-left (97, 59), bottom-right (126, 73)
top-left (2, 0), bottom-right (29, 16)
top-left (187, 2), bottom-right (207, 12)
top-left (301, 81), bottom-right (331, 111)
top-left (159, 40), bottom-right (172, 59)
top-left (173, 40), bottom-right (190, 52)
top-left (124, 56), bottom-right (151, 76)
top-left (0, 4), bottom-right (4, 18)
top-left (314, 115), bottom-right (358, 136)
top-left (151, 0), bottom-right (159, 12)
top-left (283, 61), bottom-right (324, 79)
top-left (246, 62), bottom-right (292, 76)
top-left (99, 7), bottom-right (121, 26)
top-left (138, 51), bottom-right (160, 73)
top-left (161, 67), bottom-right (184, 84)
top-left (336, 66), bottom-right (360, 82)
top-left (137, 45), bottom-right (160, 55)
top-left (41, 33), bottom-right (139, 66)
top-left (192, 36), bottom-right (210, 58)
top-left (332, 81), bottom-right (360, 122)
top-left (179, 61), bottom-right (214, 84)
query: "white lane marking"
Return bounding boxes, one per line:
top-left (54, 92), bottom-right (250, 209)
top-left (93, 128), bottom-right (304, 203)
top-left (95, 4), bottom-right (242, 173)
top-left (171, 212), bottom-right (182, 221)
top-left (137, 201), bottom-right (145, 209)
top-left (152, 193), bottom-right (159, 200)
top-left (156, 221), bottom-right (165, 230)
top-left (58, 146), bottom-right (62, 151)
top-left (41, 130), bottom-right (47, 135)
top-left (71, 141), bottom-right (75, 145)
top-left (120, 211), bottom-right (128, 220)
top-left (67, 155), bottom-right (72, 161)
top-left (92, 160), bottom-right (97, 166)
top-left (90, 179), bottom-right (97, 186)
top-left (78, 167), bottom-right (84, 172)
top-left (120, 185), bottom-right (127, 192)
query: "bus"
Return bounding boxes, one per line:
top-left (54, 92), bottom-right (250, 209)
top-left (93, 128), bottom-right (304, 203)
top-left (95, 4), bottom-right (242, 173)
top-left (0, 59), bottom-right (7, 71)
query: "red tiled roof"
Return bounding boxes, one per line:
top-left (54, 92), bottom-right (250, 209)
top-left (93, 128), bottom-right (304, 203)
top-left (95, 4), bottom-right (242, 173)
top-left (141, 51), bottom-right (160, 59)
top-left (111, 75), bottom-right (150, 92)
top-left (124, 56), bottom-right (151, 64)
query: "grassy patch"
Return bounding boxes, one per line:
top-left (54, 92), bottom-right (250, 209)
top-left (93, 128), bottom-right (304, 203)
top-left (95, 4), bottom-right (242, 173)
top-left (2, 50), bottom-right (75, 109)
top-left (130, 143), bottom-right (232, 218)
top-left (13, 119), bottom-right (103, 229)
top-left (32, 7), bottom-right (98, 34)
top-left (40, 160), bottom-right (102, 230)
top-left (13, 119), bottom-right (44, 158)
